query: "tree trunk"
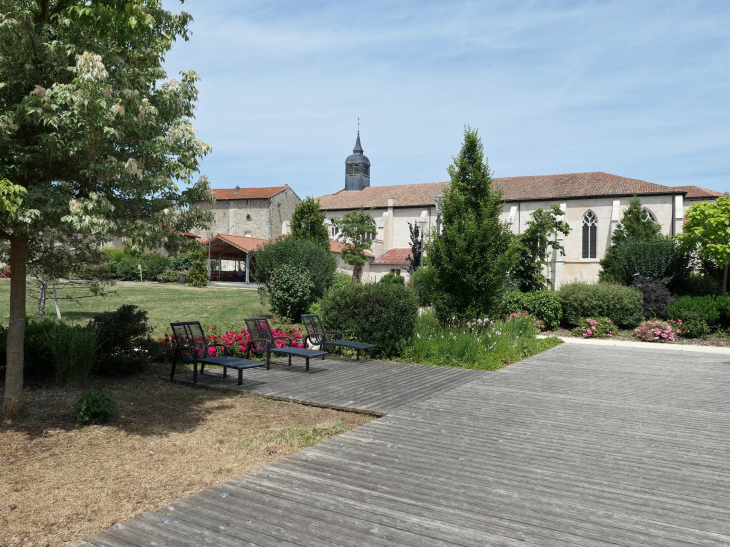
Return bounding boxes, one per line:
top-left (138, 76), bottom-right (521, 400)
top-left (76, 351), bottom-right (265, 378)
top-left (36, 280), bottom-right (47, 317)
top-left (723, 263), bottom-right (728, 297)
top-left (52, 282), bottom-right (62, 319)
top-left (4, 234), bottom-right (29, 415)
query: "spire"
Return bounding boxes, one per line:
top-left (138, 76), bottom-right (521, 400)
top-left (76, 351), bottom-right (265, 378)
top-left (353, 131), bottom-right (364, 154)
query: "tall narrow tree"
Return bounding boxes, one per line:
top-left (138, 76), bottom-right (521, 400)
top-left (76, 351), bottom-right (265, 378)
top-left (290, 197), bottom-right (330, 250)
top-left (0, 1), bottom-right (213, 414)
top-left (425, 126), bottom-right (514, 322)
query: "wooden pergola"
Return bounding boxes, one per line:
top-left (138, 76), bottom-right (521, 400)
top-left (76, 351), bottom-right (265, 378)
top-left (201, 233), bottom-right (269, 282)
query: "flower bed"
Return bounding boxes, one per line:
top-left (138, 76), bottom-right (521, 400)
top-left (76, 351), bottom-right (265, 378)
top-left (632, 319), bottom-right (682, 343)
top-left (0, 265), bottom-right (9, 278)
top-left (156, 323), bottom-right (307, 359)
top-left (572, 317), bottom-right (617, 339)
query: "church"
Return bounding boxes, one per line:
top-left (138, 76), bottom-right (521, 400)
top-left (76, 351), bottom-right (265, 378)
top-left (315, 133), bottom-right (724, 287)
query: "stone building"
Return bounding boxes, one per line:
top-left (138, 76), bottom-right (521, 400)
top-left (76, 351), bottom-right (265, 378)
top-left (192, 185), bottom-right (301, 240)
top-left (317, 134), bottom-right (725, 286)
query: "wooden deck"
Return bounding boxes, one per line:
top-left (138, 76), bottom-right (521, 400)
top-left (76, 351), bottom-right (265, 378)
top-left (72, 344), bottom-right (730, 546)
top-left (169, 356), bottom-right (484, 415)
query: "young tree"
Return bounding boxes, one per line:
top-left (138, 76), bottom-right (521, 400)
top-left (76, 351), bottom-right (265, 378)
top-left (511, 205), bottom-right (571, 292)
top-left (335, 208), bottom-right (376, 278)
top-left (677, 195), bottom-right (730, 295)
top-left (612, 195), bottom-right (662, 245)
top-left (290, 197), bottom-right (330, 250)
top-left (406, 222), bottom-right (422, 273)
top-left (425, 126), bottom-right (514, 322)
top-left (0, 1), bottom-right (214, 414)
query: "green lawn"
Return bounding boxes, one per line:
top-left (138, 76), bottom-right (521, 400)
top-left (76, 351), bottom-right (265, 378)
top-left (0, 280), bottom-right (268, 336)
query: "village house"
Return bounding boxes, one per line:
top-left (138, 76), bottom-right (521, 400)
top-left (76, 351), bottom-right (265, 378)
top-left (316, 133), bottom-right (725, 286)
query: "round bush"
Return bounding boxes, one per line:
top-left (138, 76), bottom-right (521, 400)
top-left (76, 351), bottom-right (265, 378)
top-left (379, 272), bottom-right (405, 285)
top-left (269, 265), bottom-right (315, 321)
top-left (558, 282), bottom-right (644, 328)
top-left (320, 282), bottom-right (419, 359)
top-left (498, 290), bottom-right (562, 331)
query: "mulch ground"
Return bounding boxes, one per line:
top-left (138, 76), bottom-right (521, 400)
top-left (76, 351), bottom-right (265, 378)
top-left (0, 364), bottom-right (372, 547)
top-left (544, 328), bottom-right (730, 347)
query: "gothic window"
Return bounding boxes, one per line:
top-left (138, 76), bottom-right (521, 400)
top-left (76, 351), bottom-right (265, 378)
top-left (330, 218), bottom-right (339, 237)
top-left (643, 208), bottom-right (657, 223)
top-left (582, 211), bottom-right (597, 259)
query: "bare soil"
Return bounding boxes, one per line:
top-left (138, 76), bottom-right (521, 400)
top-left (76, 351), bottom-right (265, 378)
top-left (0, 364), bottom-right (372, 547)
top-left (545, 328), bottom-right (730, 347)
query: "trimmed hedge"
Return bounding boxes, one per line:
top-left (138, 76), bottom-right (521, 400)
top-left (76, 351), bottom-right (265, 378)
top-left (498, 290), bottom-right (562, 331)
top-left (558, 282), bottom-right (644, 328)
top-left (598, 237), bottom-right (690, 287)
top-left (667, 295), bottom-right (730, 337)
top-left (320, 282), bottom-right (419, 359)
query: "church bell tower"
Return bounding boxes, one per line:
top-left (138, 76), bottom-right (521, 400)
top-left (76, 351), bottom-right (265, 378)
top-left (345, 131), bottom-right (371, 191)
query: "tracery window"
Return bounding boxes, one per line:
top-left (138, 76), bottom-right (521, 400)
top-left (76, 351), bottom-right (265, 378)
top-left (643, 208), bottom-right (657, 223)
top-left (582, 211), bottom-right (597, 259)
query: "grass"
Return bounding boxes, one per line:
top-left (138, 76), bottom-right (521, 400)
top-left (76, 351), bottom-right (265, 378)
top-left (0, 362), bottom-right (372, 547)
top-left (400, 312), bottom-right (562, 370)
top-left (0, 279), bottom-right (266, 336)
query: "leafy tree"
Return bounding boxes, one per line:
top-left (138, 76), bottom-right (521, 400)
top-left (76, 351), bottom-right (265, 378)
top-left (335, 207), bottom-right (376, 278)
top-left (611, 196), bottom-right (662, 245)
top-left (511, 205), bottom-right (571, 292)
top-left (0, 1), bottom-right (214, 414)
top-left (290, 197), bottom-right (330, 250)
top-left (678, 195), bottom-right (730, 295)
top-left (425, 126), bottom-right (514, 322)
top-left (406, 222), bottom-right (422, 273)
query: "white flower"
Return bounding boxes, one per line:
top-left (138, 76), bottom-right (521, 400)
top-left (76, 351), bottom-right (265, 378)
top-left (112, 104), bottom-right (125, 116)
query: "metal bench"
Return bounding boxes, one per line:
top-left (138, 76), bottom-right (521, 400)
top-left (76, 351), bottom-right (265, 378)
top-left (301, 314), bottom-right (376, 361)
top-left (169, 321), bottom-right (265, 385)
top-left (244, 316), bottom-right (328, 372)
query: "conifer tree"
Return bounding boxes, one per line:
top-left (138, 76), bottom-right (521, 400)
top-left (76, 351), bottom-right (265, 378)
top-left (290, 197), bottom-right (330, 250)
top-left (612, 196), bottom-right (662, 245)
top-left (425, 126), bottom-right (514, 322)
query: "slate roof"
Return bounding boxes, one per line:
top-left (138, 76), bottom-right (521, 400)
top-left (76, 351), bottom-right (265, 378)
top-left (371, 248), bottom-right (413, 265)
top-left (330, 240), bottom-right (374, 258)
top-left (316, 172), bottom-right (688, 210)
top-left (673, 186), bottom-right (725, 199)
top-left (211, 186), bottom-right (287, 201)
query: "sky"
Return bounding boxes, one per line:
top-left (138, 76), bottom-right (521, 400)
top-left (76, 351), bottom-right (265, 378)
top-left (163, 0), bottom-right (730, 198)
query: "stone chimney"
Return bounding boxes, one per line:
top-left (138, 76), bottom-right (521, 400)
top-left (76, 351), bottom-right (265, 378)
top-left (234, 185), bottom-right (240, 194)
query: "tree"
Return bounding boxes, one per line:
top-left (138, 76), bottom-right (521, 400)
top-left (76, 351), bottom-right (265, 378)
top-left (0, 1), bottom-right (214, 414)
top-left (611, 195), bottom-right (662, 245)
top-left (511, 205), bottom-right (571, 292)
top-left (425, 126), bottom-right (514, 322)
top-left (290, 197), bottom-right (330, 250)
top-left (406, 222), bottom-right (422, 273)
top-left (677, 195), bottom-right (730, 295)
top-left (335, 208), bottom-right (376, 278)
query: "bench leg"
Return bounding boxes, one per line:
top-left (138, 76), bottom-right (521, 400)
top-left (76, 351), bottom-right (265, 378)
top-left (305, 357), bottom-right (310, 372)
top-left (238, 369), bottom-right (243, 386)
top-left (193, 362), bottom-right (198, 384)
top-left (170, 354), bottom-right (177, 382)
top-left (288, 354), bottom-right (292, 367)
top-left (266, 351), bottom-right (271, 370)
top-left (356, 350), bottom-right (360, 361)
top-left (222, 366), bottom-right (227, 379)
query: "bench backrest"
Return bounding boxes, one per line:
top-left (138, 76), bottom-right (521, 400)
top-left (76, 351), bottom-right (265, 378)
top-left (170, 321), bottom-right (209, 363)
top-left (244, 316), bottom-right (273, 353)
top-left (301, 314), bottom-right (326, 345)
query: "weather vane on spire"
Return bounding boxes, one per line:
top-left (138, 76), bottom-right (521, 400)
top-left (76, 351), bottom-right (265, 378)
top-left (357, 118), bottom-right (360, 133)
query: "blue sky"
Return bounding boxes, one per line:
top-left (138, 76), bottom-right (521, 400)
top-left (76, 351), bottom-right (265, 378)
top-left (164, 0), bottom-right (730, 197)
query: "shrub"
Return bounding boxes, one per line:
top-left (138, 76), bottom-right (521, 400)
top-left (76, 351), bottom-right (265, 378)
top-left (157, 268), bottom-right (181, 283)
top-left (48, 322), bottom-right (98, 384)
top-left (320, 282), bottom-right (419, 359)
top-left (571, 317), bottom-right (617, 339)
top-left (379, 272), bottom-right (405, 285)
top-left (332, 272), bottom-right (354, 290)
top-left (75, 388), bottom-right (117, 425)
top-left (0, 265), bottom-right (10, 278)
top-left (667, 295), bottom-right (730, 337)
top-left (171, 251), bottom-right (196, 271)
top-left (22, 318), bottom-right (56, 376)
top-left (633, 320), bottom-right (682, 343)
top-left (632, 276), bottom-right (673, 319)
top-left (598, 237), bottom-right (690, 288)
top-left (269, 265), bottom-right (315, 321)
top-left (498, 290), bottom-right (562, 330)
top-left (558, 282), bottom-right (644, 328)
top-left (113, 252), bottom-right (171, 281)
top-left (409, 266), bottom-right (435, 307)
top-left (186, 252), bottom-right (210, 287)
top-left (92, 305), bottom-right (155, 375)
top-left (254, 236), bottom-right (337, 300)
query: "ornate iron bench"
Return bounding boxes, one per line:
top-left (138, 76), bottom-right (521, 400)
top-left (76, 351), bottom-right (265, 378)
top-left (169, 321), bottom-right (265, 385)
top-left (301, 314), bottom-right (376, 361)
top-left (244, 316), bottom-right (328, 371)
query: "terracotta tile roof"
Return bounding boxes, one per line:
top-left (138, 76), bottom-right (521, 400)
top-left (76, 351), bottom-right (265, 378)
top-left (673, 186), bottom-right (725, 199)
top-left (316, 172), bottom-right (687, 210)
top-left (330, 240), bottom-right (374, 258)
top-left (211, 186), bottom-right (287, 200)
top-left (199, 233), bottom-right (270, 257)
top-left (371, 248), bottom-right (413, 265)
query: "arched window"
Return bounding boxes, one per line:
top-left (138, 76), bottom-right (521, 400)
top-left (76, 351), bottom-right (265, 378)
top-left (348, 165), bottom-right (354, 175)
top-left (642, 208), bottom-right (657, 223)
top-left (364, 165), bottom-right (370, 176)
top-left (582, 211), bottom-right (597, 259)
top-left (353, 164), bottom-right (359, 175)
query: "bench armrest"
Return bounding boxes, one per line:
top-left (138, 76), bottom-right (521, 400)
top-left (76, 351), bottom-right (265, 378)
top-left (325, 330), bottom-right (342, 340)
top-left (273, 334), bottom-right (294, 347)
